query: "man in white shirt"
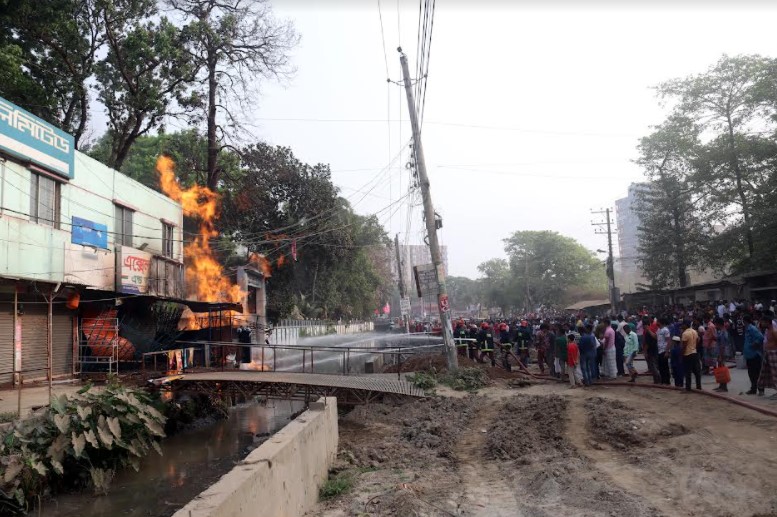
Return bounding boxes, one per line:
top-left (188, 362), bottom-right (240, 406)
top-left (717, 302), bottom-right (726, 318)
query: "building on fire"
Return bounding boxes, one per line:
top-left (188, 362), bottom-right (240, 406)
top-left (0, 95), bottom-right (267, 385)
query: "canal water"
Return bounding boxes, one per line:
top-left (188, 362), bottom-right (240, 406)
top-left (39, 332), bottom-right (438, 517)
top-left (41, 399), bottom-right (305, 517)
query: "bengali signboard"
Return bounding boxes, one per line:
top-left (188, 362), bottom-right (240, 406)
top-left (0, 96), bottom-right (74, 178)
top-left (413, 263), bottom-right (437, 298)
top-left (400, 297), bottom-right (411, 316)
top-left (71, 216), bottom-right (108, 249)
top-left (117, 246), bottom-right (152, 294)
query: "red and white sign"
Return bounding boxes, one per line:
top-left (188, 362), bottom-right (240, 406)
top-left (118, 246), bottom-right (152, 294)
top-left (438, 294), bottom-right (450, 313)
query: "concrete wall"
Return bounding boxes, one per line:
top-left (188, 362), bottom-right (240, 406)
top-left (173, 397), bottom-right (338, 517)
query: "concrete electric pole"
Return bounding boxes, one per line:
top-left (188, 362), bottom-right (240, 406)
top-left (398, 47), bottom-right (458, 370)
top-left (394, 233), bottom-right (410, 333)
top-left (592, 208), bottom-right (617, 314)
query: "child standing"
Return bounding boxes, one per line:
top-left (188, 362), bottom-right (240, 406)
top-left (567, 334), bottom-right (582, 388)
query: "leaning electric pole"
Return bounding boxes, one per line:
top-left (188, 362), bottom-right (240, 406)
top-left (592, 208), bottom-right (618, 314)
top-left (398, 47), bottom-right (458, 370)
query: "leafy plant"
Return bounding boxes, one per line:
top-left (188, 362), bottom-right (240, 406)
top-left (0, 378), bottom-right (167, 512)
top-left (319, 471), bottom-right (354, 500)
top-left (407, 371), bottom-right (437, 392)
top-left (439, 368), bottom-right (489, 392)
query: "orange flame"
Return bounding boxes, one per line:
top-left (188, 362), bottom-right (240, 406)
top-left (156, 156), bottom-right (243, 303)
top-left (249, 252), bottom-right (272, 277)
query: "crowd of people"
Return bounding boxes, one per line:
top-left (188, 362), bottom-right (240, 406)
top-left (452, 298), bottom-right (777, 397)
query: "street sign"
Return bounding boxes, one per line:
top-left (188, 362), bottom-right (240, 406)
top-left (413, 263), bottom-right (437, 298)
top-left (438, 294), bottom-right (450, 313)
top-left (400, 297), bottom-right (411, 316)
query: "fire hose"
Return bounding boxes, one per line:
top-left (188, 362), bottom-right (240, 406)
top-left (531, 372), bottom-right (777, 419)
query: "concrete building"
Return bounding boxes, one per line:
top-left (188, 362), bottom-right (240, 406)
top-left (614, 183), bottom-right (646, 294)
top-left (0, 95), bottom-right (184, 384)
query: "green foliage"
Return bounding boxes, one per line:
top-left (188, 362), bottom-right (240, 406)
top-left (651, 54), bottom-right (777, 274)
top-left (406, 371), bottom-right (438, 392)
top-left (221, 143), bottom-right (393, 320)
top-left (438, 367), bottom-right (489, 392)
top-left (633, 115), bottom-right (708, 289)
top-left (0, 413), bottom-right (16, 424)
top-left (0, 379), bottom-right (166, 512)
top-left (319, 471), bottom-right (354, 500)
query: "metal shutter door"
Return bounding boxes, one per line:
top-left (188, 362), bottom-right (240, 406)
top-left (52, 308), bottom-right (73, 377)
top-left (0, 304), bottom-right (14, 385)
top-left (22, 306), bottom-right (48, 382)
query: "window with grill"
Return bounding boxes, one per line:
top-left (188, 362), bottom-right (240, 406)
top-left (29, 172), bottom-right (60, 228)
top-left (162, 222), bottom-right (174, 258)
top-left (114, 204), bottom-right (134, 247)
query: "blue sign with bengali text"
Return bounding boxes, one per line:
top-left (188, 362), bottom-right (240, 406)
top-left (0, 95), bottom-right (74, 178)
top-left (71, 216), bottom-right (108, 249)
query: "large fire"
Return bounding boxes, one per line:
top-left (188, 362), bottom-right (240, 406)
top-left (156, 155), bottom-right (243, 303)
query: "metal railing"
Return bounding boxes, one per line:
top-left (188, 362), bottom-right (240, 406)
top-left (141, 340), bottom-right (449, 380)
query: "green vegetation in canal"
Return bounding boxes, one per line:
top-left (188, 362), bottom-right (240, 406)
top-left (0, 377), bottom-right (167, 514)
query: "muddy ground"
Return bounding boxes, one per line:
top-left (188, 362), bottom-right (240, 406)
top-left (310, 380), bottom-right (777, 517)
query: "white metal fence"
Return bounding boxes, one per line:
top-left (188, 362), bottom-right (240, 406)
top-left (270, 320), bottom-right (375, 347)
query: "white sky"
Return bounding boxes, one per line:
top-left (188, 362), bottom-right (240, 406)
top-left (247, 1), bottom-right (777, 278)
top-left (94, 1), bottom-right (777, 278)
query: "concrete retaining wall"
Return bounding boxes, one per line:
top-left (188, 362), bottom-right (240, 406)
top-left (172, 397), bottom-right (338, 517)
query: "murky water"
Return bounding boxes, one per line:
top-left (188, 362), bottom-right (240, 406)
top-left (40, 333), bottom-right (438, 517)
top-left (41, 400), bottom-right (305, 517)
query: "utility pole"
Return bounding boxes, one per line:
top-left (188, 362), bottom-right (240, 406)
top-left (394, 234), bottom-right (410, 333)
top-left (592, 208), bottom-right (617, 314)
top-left (398, 48), bottom-right (457, 370)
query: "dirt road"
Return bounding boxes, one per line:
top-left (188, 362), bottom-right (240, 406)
top-left (311, 380), bottom-right (777, 517)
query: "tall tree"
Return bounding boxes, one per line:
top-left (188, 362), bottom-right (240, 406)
top-left (476, 258), bottom-right (512, 316)
top-left (0, 0), bottom-right (101, 147)
top-left (95, 0), bottom-right (195, 169)
top-left (169, 0), bottom-right (298, 190)
top-left (657, 54), bottom-right (776, 260)
top-left (503, 231), bottom-right (606, 309)
top-left (633, 116), bottom-right (708, 288)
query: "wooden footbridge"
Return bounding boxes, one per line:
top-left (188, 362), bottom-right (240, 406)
top-left (160, 371), bottom-right (426, 405)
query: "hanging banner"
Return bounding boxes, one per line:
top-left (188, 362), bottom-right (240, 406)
top-left (291, 239), bottom-right (297, 261)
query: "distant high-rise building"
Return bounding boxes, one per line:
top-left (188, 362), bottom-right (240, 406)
top-left (615, 183), bottom-right (647, 293)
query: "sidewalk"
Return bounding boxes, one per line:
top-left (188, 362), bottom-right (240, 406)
top-left (629, 358), bottom-right (777, 410)
top-left (0, 381), bottom-right (94, 418)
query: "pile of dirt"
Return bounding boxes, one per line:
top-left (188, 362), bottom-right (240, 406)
top-left (339, 396), bottom-right (480, 468)
top-left (384, 352), bottom-right (535, 381)
top-left (482, 394), bottom-right (660, 517)
top-left (584, 396), bottom-right (688, 450)
top-left (486, 395), bottom-right (570, 461)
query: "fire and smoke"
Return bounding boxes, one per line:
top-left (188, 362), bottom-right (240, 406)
top-left (156, 156), bottom-right (243, 303)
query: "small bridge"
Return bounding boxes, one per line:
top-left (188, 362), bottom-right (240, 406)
top-left (163, 371), bottom-right (426, 405)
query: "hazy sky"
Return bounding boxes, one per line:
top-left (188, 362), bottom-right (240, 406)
top-left (192, 1), bottom-right (777, 277)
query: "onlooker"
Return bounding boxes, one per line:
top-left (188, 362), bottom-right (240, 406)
top-left (613, 323), bottom-right (626, 376)
top-left (656, 317), bottom-right (672, 385)
top-left (566, 334), bottom-right (582, 388)
top-left (601, 318), bottom-right (617, 379)
top-left (743, 314), bottom-right (764, 395)
top-left (578, 325), bottom-right (597, 386)
top-left (757, 314), bottom-right (777, 397)
top-left (623, 323), bottom-right (639, 382)
top-left (681, 320), bottom-right (702, 391)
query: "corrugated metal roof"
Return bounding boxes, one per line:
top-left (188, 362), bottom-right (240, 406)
top-left (564, 299), bottom-right (610, 310)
